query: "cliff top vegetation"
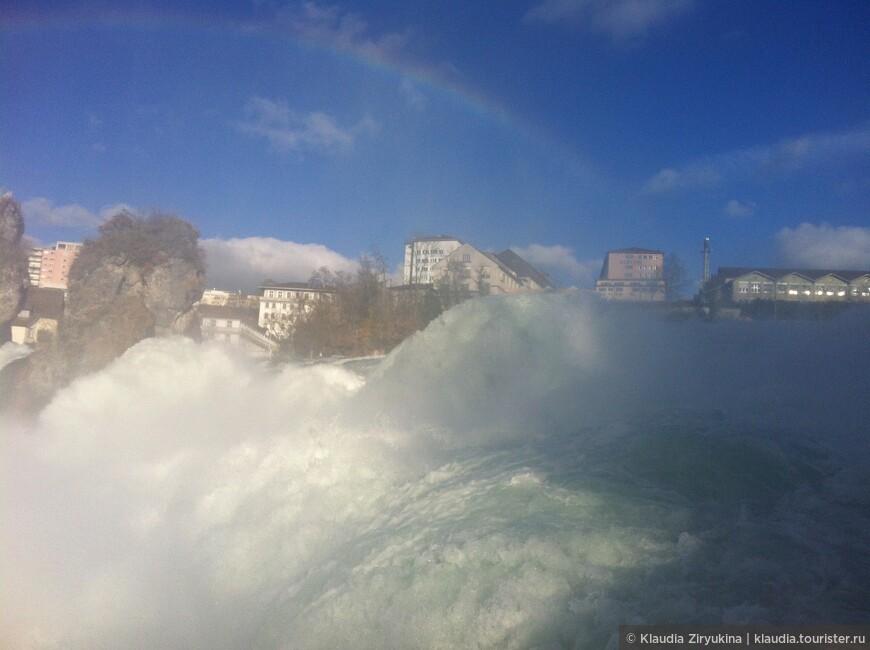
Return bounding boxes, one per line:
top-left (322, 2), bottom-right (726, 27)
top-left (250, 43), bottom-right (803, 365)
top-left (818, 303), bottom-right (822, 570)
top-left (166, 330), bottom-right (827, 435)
top-left (70, 211), bottom-right (205, 281)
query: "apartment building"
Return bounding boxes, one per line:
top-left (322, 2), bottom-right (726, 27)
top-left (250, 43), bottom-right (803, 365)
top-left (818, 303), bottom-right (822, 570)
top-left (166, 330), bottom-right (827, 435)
top-left (403, 236), bottom-right (464, 286)
top-left (595, 248), bottom-right (665, 301)
top-left (29, 241), bottom-right (83, 290)
top-left (257, 281), bottom-right (335, 334)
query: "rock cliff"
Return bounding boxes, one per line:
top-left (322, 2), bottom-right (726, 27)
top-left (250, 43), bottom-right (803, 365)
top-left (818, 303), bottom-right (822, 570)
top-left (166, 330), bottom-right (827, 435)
top-left (0, 194), bottom-right (30, 340)
top-left (1, 212), bottom-right (205, 415)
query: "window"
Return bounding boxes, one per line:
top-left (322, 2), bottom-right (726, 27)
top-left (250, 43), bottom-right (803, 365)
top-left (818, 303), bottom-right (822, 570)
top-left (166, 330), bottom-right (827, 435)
top-left (462, 253), bottom-right (471, 262)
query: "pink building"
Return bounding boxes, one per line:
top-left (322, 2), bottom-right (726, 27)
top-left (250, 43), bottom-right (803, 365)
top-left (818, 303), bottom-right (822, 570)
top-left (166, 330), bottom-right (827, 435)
top-left (36, 242), bottom-right (82, 289)
top-left (595, 248), bottom-right (665, 301)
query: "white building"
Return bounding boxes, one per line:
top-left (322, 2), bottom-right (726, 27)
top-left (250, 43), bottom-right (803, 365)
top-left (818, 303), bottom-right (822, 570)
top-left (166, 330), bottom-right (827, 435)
top-left (200, 289), bottom-right (258, 308)
top-left (198, 304), bottom-right (277, 357)
top-left (10, 287), bottom-right (65, 347)
top-left (257, 281), bottom-right (335, 337)
top-left (403, 236), bottom-right (463, 286)
top-left (431, 244), bottom-right (553, 296)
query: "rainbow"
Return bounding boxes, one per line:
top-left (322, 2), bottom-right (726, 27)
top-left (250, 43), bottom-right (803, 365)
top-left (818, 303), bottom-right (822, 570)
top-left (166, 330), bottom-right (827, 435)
top-left (2, 3), bottom-right (594, 176)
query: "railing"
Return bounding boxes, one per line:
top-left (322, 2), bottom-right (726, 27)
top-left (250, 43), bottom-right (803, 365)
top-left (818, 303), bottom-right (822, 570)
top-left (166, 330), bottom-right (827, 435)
top-left (239, 322), bottom-right (280, 353)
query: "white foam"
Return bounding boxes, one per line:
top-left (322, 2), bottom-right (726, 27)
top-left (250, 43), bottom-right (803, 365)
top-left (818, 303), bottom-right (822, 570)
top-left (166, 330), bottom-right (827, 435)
top-left (2, 295), bottom-right (868, 648)
top-left (0, 341), bottom-right (31, 371)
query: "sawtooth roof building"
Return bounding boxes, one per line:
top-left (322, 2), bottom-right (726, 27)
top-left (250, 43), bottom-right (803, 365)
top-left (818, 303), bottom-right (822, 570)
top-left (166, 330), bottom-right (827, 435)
top-left (704, 267), bottom-right (870, 303)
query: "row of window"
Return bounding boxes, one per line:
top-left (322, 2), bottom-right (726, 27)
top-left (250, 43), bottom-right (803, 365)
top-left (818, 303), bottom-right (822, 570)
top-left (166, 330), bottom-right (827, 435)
top-left (621, 272), bottom-right (662, 279)
top-left (598, 280), bottom-right (664, 287)
top-left (736, 281), bottom-right (869, 297)
top-left (264, 290), bottom-right (321, 299)
top-left (204, 319), bottom-right (238, 328)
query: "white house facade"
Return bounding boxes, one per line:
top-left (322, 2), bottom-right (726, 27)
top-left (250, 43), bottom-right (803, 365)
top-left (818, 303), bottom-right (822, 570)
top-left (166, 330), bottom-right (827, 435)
top-left (403, 236), bottom-right (463, 286)
top-left (198, 304), bottom-right (277, 357)
top-left (257, 281), bottom-right (335, 336)
top-left (431, 243), bottom-right (550, 296)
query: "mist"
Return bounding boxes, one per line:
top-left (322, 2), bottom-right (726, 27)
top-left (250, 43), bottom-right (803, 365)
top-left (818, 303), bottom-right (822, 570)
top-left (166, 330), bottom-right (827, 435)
top-left (2, 293), bottom-right (868, 649)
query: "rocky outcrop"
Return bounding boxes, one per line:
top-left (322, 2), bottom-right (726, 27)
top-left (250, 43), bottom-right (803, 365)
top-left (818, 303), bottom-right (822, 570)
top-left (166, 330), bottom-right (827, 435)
top-left (0, 194), bottom-right (30, 339)
top-left (61, 253), bottom-right (203, 376)
top-left (1, 212), bottom-right (204, 415)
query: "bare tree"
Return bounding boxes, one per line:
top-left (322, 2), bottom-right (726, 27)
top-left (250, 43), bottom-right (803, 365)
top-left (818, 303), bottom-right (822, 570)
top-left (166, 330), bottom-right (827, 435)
top-left (288, 251), bottom-right (428, 359)
top-left (663, 252), bottom-right (688, 302)
top-left (436, 259), bottom-right (469, 309)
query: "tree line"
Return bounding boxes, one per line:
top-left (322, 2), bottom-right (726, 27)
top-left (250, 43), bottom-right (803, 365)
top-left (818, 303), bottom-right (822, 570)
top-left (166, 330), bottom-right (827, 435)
top-left (273, 253), bottom-right (480, 360)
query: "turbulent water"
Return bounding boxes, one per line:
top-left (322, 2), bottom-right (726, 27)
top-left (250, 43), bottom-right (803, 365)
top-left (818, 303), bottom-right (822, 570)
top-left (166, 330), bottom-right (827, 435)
top-left (2, 293), bottom-right (868, 649)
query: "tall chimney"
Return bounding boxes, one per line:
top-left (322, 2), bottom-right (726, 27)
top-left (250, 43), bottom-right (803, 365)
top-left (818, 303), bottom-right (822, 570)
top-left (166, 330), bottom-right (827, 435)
top-left (702, 237), bottom-right (711, 284)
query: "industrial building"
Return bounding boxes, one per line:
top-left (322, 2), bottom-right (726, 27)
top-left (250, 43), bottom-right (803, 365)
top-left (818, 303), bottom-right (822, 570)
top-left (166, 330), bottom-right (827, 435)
top-left (703, 268), bottom-right (870, 303)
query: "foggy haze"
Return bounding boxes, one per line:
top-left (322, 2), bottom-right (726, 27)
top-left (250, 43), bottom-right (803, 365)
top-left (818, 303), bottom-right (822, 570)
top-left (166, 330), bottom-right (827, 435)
top-left (2, 294), bottom-right (868, 648)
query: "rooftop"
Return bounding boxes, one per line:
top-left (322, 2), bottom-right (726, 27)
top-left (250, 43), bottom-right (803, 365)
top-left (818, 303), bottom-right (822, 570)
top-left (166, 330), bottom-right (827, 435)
top-left (12, 287), bottom-right (65, 326)
top-left (258, 281), bottom-right (336, 294)
top-left (609, 247), bottom-right (663, 255)
top-left (714, 267), bottom-right (870, 282)
top-left (496, 249), bottom-right (554, 288)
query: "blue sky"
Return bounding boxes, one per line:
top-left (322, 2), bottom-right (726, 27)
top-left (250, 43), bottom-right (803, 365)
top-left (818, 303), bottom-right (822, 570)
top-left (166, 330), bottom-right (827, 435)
top-left (2, 1), bottom-right (868, 291)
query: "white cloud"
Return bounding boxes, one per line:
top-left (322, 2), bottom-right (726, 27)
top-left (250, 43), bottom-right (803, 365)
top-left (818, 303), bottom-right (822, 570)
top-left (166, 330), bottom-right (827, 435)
top-left (724, 199), bottom-right (756, 219)
top-left (22, 198), bottom-right (102, 229)
top-left (511, 244), bottom-right (602, 287)
top-left (201, 236), bottom-right (359, 292)
top-left (274, 1), bottom-right (410, 62)
top-left (238, 96), bottom-right (377, 154)
top-left (775, 223), bottom-right (870, 270)
top-left (21, 198), bottom-right (141, 230)
top-left (644, 124), bottom-right (870, 194)
top-left (643, 165), bottom-right (721, 193)
top-left (99, 203), bottom-right (140, 220)
top-left (526, 0), bottom-right (693, 40)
